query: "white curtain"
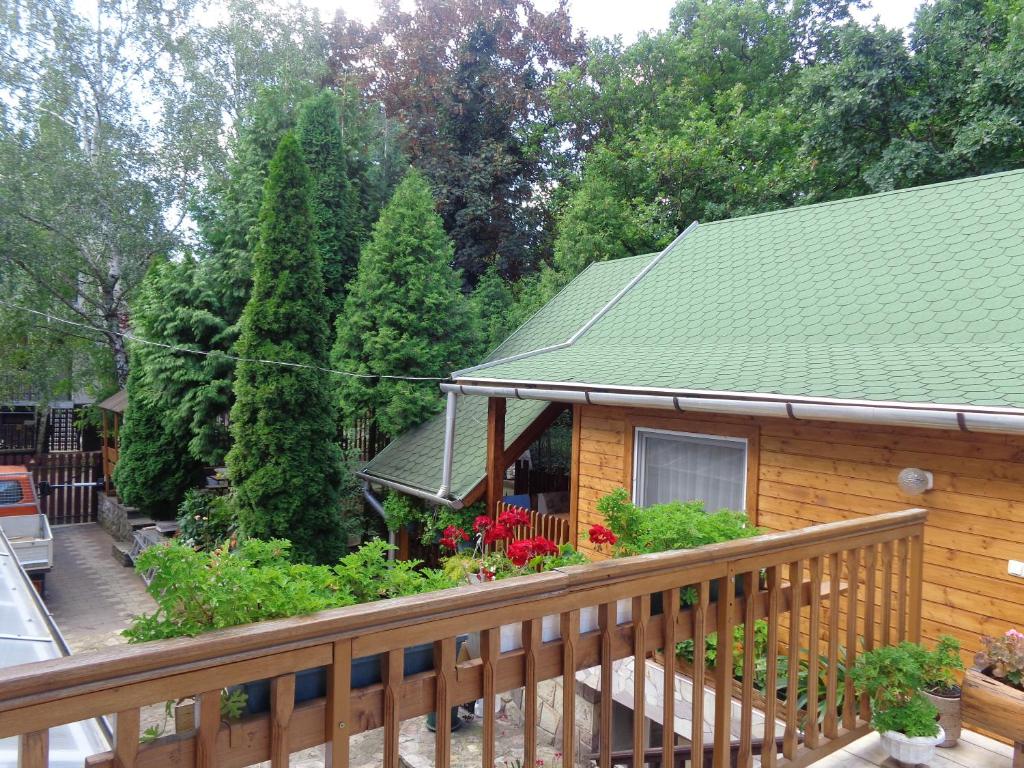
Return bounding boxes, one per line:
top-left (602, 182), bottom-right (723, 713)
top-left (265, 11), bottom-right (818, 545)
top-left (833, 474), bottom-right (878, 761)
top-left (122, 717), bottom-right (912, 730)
top-left (635, 431), bottom-right (747, 511)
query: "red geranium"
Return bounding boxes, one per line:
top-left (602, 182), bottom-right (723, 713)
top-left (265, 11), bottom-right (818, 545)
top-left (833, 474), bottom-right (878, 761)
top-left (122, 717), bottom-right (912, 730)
top-left (588, 524), bottom-right (617, 546)
top-left (498, 507), bottom-right (530, 528)
top-left (482, 522), bottom-right (512, 545)
top-left (529, 536), bottom-right (558, 557)
top-left (473, 515), bottom-right (493, 533)
top-left (440, 525), bottom-right (469, 550)
top-left (507, 538), bottom-right (535, 567)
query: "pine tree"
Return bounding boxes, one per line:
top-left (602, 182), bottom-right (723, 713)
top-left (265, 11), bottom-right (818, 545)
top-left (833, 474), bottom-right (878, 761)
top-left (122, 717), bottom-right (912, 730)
top-left (226, 133), bottom-right (346, 564)
top-left (333, 169), bottom-right (475, 437)
top-left (113, 347), bottom-right (205, 518)
top-left (297, 91), bottom-right (362, 320)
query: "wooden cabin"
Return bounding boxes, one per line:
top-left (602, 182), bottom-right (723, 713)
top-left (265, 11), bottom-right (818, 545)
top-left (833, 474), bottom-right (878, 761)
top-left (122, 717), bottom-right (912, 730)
top-left (367, 169), bottom-right (1024, 666)
top-left (97, 389), bottom-right (127, 496)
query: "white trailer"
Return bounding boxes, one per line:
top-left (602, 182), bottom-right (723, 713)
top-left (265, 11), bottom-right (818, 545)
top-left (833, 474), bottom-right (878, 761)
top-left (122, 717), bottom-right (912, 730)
top-left (0, 512), bottom-right (53, 591)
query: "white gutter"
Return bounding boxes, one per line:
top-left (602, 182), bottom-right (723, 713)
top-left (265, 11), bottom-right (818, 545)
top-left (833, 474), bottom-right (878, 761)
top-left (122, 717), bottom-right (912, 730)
top-left (451, 221), bottom-right (700, 379)
top-left (356, 471), bottom-right (464, 509)
top-left (440, 382), bottom-right (1024, 435)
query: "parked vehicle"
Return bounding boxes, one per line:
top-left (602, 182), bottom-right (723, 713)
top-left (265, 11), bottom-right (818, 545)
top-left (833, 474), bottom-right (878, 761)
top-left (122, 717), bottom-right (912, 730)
top-left (0, 465), bottom-right (38, 516)
top-left (0, 465), bottom-right (53, 593)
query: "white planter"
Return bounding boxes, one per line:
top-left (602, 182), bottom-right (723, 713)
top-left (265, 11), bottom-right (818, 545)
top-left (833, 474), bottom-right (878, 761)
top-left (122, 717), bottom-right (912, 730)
top-left (474, 597), bottom-right (635, 654)
top-left (579, 598), bottom-right (633, 634)
top-left (880, 726), bottom-right (945, 766)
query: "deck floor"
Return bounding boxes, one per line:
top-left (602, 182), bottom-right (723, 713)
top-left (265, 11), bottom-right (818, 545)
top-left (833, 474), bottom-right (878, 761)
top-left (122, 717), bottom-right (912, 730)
top-left (815, 728), bottom-right (1013, 767)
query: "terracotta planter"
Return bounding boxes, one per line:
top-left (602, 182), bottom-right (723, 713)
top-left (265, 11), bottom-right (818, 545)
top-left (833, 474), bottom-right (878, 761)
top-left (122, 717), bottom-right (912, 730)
top-left (962, 666), bottom-right (1024, 745)
top-left (923, 686), bottom-right (961, 747)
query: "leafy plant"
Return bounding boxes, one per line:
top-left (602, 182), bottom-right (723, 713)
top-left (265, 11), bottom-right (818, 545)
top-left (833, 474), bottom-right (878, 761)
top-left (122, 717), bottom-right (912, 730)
top-left (871, 694), bottom-right (941, 738)
top-left (976, 629), bottom-right (1024, 691)
top-left (176, 490), bottom-right (236, 551)
top-left (923, 635), bottom-right (963, 694)
top-left (596, 487), bottom-right (759, 558)
top-left (125, 538), bottom-right (455, 642)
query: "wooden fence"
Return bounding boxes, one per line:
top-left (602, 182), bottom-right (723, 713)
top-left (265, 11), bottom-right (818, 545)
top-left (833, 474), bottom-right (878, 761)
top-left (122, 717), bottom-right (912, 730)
top-left (0, 451), bottom-right (101, 524)
top-left (0, 508), bottom-right (926, 768)
top-left (493, 501), bottom-right (572, 550)
top-left (341, 415), bottom-right (388, 463)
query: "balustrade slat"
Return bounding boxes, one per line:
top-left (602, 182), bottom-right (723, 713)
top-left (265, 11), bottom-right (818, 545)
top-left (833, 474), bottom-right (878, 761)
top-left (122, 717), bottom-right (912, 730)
top-left (713, 572), bottom-right (736, 768)
top-left (599, 602), bottom-right (614, 768)
top-left (880, 540), bottom-right (894, 647)
top-left (738, 571), bottom-right (756, 768)
top-left (824, 553), bottom-right (841, 739)
top-left (761, 567), bottom-right (781, 768)
top-left (805, 556), bottom-right (823, 749)
top-left (195, 690), bottom-right (220, 768)
top-left (271, 673), bottom-right (296, 767)
top-left (433, 638), bottom-right (456, 768)
top-left (523, 620), bottom-right (540, 768)
top-left (691, 581), bottom-right (710, 763)
top-left (113, 708), bottom-right (139, 768)
top-left (861, 545), bottom-right (877, 722)
top-left (383, 648), bottom-right (403, 768)
top-left (482, 628), bottom-right (499, 768)
top-left (561, 610), bottom-right (579, 766)
top-left (327, 639), bottom-right (352, 768)
top-left (897, 538), bottom-right (909, 642)
top-left (783, 560), bottom-right (802, 760)
top-left (843, 548), bottom-right (860, 732)
top-left (18, 730), bottom-right (48, 768)
top-left (632, 594), bottom-right (650, 768)
top-left (908, 534), bottom-right (924, 643)
top-left (661, 587), bottom-right (679, 768)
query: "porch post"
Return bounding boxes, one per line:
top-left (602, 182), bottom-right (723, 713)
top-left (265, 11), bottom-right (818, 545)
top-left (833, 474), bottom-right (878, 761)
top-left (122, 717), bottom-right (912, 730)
top-left (486, 397), bottom-right (506, 519)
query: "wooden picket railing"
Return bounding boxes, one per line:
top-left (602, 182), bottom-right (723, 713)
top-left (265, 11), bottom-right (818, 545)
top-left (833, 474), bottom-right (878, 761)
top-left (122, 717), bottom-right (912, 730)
top-left (0, 508), bottom-right (926, 768)
top-left (493, 500), bottom-right (572, 549)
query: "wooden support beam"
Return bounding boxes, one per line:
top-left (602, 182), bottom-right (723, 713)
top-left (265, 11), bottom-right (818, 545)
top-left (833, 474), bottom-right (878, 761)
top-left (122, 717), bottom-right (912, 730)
top-left (486, 397), bottom-right (506, 518)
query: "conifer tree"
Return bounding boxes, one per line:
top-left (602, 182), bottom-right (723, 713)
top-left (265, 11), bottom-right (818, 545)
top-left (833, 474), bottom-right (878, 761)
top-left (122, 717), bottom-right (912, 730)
top-left (226, 133), bottom-right (346, 564)
top-left (297, 91), bottom-right (362, 320)
top-left (333, 169), bottom-right (474, 437)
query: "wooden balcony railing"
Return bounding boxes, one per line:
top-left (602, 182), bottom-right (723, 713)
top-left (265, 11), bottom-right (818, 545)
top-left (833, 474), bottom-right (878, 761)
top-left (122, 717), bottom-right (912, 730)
top-left (0, 508), bottom-right (926, 768)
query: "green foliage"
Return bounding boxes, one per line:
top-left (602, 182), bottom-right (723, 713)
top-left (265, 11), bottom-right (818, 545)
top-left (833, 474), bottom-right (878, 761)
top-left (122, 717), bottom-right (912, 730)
top-left (176, 490), bottom-right (237, 551)
top-left (226, 133), bottom-right (346, 564)
top-left (113, 353), bottom-right (204, 518)
top-left (382, 492), bottom-right (420, 531)
top-left (851, 638), bottom-right (959, 736)
top-left (332, 169), bottom-right (476, 436)
top-left (124, 538), bottom-right (456, 642)
top-left (296, 91), bottom-right (362, 321)
top-left (596, 487), bottom-right (759, 557)
top-left (468, 266), bottom-right (517, 357)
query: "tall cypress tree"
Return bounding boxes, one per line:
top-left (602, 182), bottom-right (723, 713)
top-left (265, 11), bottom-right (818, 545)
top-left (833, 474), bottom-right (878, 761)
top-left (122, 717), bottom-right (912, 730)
top-left (226, 133), bottom-right (345, 564)
top-left (332, 168), bottom-right (475, 437)
top-left (296, 92), bottom-right (362, 320)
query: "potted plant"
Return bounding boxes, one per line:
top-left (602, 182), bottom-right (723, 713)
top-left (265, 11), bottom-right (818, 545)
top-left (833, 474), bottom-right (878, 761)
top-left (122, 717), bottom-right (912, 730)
top-left (850, 641), bottom-right (948, 766)
top-left (920, 635), bottom-right (964, 747)
top-left (962, 629), bottom-right (1024, 751)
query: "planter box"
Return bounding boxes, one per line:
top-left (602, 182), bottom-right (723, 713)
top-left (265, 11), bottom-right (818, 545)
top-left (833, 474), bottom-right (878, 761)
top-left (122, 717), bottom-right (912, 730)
top-left (238, 637), bottom-right (467, 716)
top-left (880, 726), bottom-right (944, 766)
top-left (962, 666), bottom-right (1024, 744)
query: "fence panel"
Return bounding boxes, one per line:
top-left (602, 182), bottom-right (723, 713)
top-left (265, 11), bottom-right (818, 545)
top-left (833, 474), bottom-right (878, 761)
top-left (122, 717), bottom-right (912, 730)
top-left (31, 451), bottom-right (101, 524)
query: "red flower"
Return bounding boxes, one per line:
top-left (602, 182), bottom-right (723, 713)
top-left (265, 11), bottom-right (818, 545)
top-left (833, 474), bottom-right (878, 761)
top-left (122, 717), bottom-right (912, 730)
top-left (507, 538), bottom-right (535, 567)
top-left (440, 525), bottom-right (468, 551)
top-left (473, 515), bottom-right (493, 533)
top-left (529, 536), bottom-right (558, 557)
top-left (588, 524), bottom-right (617, 546)
top-left (498, 507), bottom-right (530, 528)
top-left (482, 522), bottom-right (512, 545)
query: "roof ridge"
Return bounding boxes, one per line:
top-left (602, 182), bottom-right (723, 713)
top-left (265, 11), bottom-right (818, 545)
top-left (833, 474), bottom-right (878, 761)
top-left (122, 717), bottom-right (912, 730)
top-left (699, 167), bottom-right (1024, 228)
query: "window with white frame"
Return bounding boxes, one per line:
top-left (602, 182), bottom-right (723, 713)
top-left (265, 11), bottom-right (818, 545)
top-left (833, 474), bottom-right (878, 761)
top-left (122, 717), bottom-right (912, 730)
top-left (633, 428), bottom-right (748, 510)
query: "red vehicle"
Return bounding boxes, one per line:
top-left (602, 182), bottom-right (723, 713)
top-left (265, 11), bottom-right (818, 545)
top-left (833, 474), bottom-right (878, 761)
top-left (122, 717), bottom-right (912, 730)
top-left (0, 465), bottom-right (39, 516)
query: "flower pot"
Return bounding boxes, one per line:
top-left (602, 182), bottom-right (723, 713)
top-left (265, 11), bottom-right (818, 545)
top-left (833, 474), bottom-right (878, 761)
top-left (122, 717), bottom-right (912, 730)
top-left (880, 726), bottom-right (945, 766)
top-left (962, 666), bottom-right (1024, 745)
top-left (923, 686), bottom-right (961, 747)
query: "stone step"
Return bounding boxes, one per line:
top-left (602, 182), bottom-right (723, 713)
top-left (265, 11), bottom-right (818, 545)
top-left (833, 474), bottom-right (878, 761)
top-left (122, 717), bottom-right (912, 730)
top-left (111, 541), bottom-right (133, 567)
top-left (128, 517), bottom-right (157, 530)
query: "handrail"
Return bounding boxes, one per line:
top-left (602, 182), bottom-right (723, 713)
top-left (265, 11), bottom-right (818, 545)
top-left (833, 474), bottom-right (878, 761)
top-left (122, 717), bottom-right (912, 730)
top-left (0, 508), bottom-right (925, 713)
top-left (0, 507), bottom-right (927, 768)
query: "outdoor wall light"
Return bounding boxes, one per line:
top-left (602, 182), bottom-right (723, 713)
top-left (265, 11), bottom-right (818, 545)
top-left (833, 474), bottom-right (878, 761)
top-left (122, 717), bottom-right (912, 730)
top-left (897, 467), bottom-right (933, 495)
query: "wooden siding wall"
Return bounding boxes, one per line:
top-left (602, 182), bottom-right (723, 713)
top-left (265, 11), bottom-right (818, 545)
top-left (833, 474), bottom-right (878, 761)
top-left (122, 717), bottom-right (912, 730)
top-left (571, 403), bottom-right (1024, 661)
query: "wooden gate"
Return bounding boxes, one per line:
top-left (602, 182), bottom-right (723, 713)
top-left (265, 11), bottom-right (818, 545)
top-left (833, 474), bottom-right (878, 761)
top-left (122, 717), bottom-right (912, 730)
top-left (30, 452), bottom-right (102, 525)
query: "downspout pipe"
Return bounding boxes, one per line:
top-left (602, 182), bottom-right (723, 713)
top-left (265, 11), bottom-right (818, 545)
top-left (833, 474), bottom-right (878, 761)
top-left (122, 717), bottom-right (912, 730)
top-left (361, 482), bottom-right (395, 561)
top-left (437, 390), bottom-right (458, 498)
top-left (440, 382), bottom-right (1024, 435)
top-left (356, 471), bottom-right (464, 509)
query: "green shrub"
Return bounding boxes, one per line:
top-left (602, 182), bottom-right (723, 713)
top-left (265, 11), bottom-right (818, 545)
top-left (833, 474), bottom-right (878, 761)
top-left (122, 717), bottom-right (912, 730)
top-left (872, 694), bottom-right (940, 738)
top-left (596, 487), bottom-right (759, 557)
top-left (176, 490), bottom-right (237, 551)
top-left (124, 538), bottom-right (456, 642)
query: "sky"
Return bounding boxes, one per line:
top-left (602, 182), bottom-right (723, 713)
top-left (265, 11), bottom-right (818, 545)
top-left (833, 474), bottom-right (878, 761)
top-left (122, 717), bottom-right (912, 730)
top-left (305, 0), bottom-right (929, 42)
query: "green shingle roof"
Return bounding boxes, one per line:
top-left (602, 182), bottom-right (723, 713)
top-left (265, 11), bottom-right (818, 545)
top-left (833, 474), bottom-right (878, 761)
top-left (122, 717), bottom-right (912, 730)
top-left (459, 170), bottom-right (1024, 410)
top-left (361, 254), bottom-right (657, 499)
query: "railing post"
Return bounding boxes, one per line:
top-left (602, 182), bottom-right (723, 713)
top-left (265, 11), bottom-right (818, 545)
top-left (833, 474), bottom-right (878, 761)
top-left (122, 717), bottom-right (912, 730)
top-left (486, 397), bottom-right (506, 519)
top-left (17, 730), bottom-right (48, 768)
top-left (713, 572), bottom-right (735, 768)
top-left (908, 532), bottom-right (924, 643)
top-left (270, 673), bottom-right (296, 767)
top-left (113, 708), bottom-right (140, 768)
top-left (195, 689), bottom-right (220, 768)
top-left (327, 639), bottom-right (352, 768)
top-left (561, 609), bottom-right (580, 766)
